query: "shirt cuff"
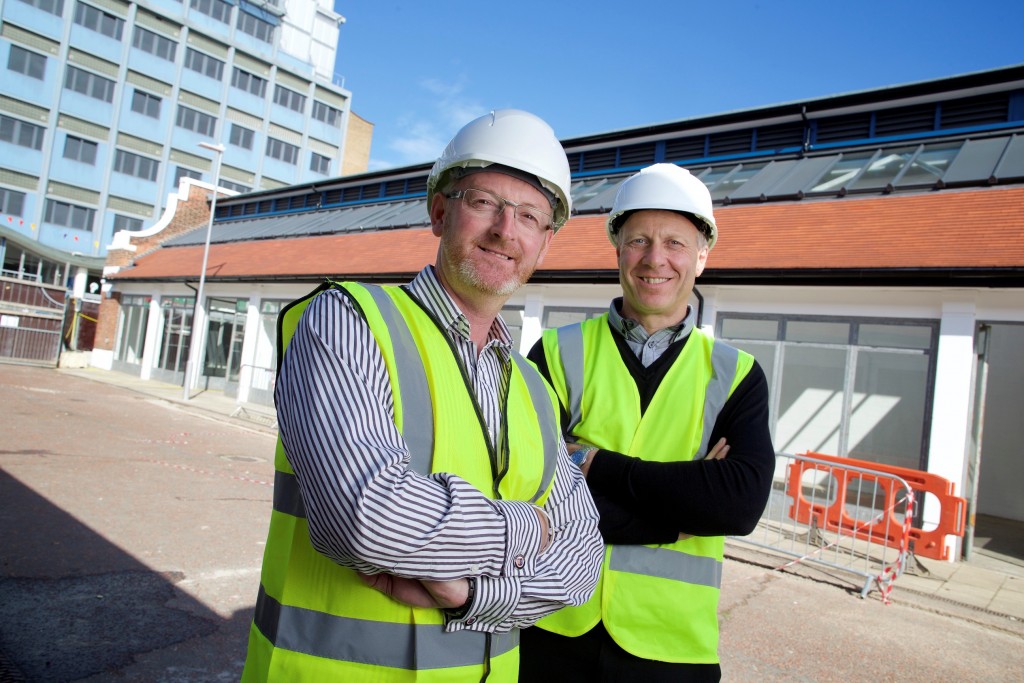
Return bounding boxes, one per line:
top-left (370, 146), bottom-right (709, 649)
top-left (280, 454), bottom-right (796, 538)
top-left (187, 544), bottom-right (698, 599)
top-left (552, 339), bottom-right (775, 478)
top-left (444, 575), bottom-right (520, 632)
top-left (495, 499), bottom-right (544, 577)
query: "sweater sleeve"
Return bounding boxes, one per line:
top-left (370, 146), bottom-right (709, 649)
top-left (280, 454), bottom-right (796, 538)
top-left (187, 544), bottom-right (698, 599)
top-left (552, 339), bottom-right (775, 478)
top-left (585, 362), bottom-right (775, 537)
top-left (527, 338), bottom-right (679, 545)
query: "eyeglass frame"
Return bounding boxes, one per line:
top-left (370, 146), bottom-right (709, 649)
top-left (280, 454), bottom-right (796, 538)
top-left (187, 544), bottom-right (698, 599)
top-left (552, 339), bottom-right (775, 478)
top-left (444, 187), bottom-right (554, 233)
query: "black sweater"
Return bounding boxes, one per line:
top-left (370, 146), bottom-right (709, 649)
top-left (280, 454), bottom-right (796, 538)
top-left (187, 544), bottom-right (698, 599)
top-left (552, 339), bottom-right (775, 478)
top-left (527, 324), bottom-right (775, 545)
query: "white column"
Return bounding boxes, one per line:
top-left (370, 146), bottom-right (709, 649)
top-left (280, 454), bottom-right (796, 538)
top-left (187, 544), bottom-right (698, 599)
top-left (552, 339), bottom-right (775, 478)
top-left (140, 295), bottom-right (162, 381)
top-left (236, 294), bottom-right (261, 404)
top-left (520, 292), bottom-right (546, 355)
top-left (926, 298), bottom-right (977, 560)
top-left (72, 266), bottom-right (89, 298)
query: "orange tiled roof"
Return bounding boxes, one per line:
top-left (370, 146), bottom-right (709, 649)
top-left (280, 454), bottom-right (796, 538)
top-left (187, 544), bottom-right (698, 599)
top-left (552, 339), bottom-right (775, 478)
top-left (113, 187), bottom-right (1024, 281)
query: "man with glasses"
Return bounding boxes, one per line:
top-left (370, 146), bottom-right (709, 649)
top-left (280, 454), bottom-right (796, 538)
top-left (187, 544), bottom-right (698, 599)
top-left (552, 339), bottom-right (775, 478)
top-left (242, 110), bottom-right (603, 682)
top-left (520, 163), bottom-right (775, 682)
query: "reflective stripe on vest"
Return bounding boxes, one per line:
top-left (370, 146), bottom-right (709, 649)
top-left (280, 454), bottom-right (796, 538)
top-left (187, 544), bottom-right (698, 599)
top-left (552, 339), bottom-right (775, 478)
top-left (555, 321), bottom-right (739, 462)
top-left (511, 352), bottom-right (559, 504)
top-left (253, 584), bottom-right (518, 670)
top-left (608, 545), bottom-right (722, 588)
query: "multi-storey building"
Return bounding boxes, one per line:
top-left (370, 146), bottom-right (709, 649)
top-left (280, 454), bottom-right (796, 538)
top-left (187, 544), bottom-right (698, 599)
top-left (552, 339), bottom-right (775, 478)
top-left (0, 0), bottom-right (369, 277)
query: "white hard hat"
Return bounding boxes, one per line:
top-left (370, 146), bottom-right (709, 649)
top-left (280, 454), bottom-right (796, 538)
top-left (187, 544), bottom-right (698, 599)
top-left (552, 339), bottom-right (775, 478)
top-left (427, 109), bottom-right (573, 230)
top-left (606, 163), bottom-right (718, 248)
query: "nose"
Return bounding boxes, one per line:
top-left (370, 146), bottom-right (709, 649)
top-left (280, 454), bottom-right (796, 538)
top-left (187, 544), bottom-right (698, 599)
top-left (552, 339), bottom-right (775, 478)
top-left (639, 243), bottom-right (665, 266)
top-left (490, 201), bottom-right (518, 238)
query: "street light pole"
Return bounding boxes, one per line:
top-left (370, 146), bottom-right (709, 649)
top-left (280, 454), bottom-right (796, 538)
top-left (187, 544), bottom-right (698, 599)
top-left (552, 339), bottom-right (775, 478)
top-left (182, 141), bottom-right (225, 401)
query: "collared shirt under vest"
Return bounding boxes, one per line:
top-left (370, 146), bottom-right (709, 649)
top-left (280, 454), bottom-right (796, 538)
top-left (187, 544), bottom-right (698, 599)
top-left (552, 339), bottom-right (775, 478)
top-left (535, 312), bottom-right (754, 664)
top-left (241, 270), bottom-right (602, 682)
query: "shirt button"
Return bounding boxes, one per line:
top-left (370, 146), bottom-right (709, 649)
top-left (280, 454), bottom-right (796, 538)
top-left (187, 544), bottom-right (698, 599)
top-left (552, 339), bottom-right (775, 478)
top-left (466, 617), bottom-right (476, 625)
top-left (514, 555), bottom-right (525, 568)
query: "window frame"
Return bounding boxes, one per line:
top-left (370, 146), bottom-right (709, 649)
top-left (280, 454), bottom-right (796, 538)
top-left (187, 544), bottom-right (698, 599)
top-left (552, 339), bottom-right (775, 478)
top-left (63, 135), bottom-right (99, 164)
top-left (7, 45), bottom-right (46, 80)
top-left (114, 148), bottom-right (160, 181)
top-left (175, 105), bottom-right (218, 137)
top-left (0, 114), bottom-right (45, 150)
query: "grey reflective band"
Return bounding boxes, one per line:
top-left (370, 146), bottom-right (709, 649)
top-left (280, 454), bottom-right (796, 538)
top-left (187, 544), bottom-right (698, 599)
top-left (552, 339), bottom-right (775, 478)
top-left (510, 352), bottom-right (558, 503)
top-left (697, 341), bottom-right (739, 459)
top-left (609, 545), bottom-right (722, 589)
top-left (254, 584), bottom-right (518, 669)
top-left (363, 284), bottom-right (435, 476)
top-left (556, 324), bottom-right (584, 433)
top-left (274, 470), bottom-right (306, 518)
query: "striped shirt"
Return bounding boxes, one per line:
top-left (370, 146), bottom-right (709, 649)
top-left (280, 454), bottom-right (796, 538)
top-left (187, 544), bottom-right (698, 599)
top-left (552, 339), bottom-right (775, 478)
top-left (276, 266), bottom-right (603, 634)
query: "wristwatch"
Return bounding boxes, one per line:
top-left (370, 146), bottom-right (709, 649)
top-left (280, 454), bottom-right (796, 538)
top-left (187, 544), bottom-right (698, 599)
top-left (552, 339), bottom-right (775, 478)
top-left (443, 577), bottom-right (476, 620)
top-left (570, 445), bottom-right (597, 468)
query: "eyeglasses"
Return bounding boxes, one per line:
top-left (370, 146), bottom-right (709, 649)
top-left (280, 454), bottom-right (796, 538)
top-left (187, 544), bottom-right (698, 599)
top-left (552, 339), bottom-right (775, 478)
top-left (445, 188), bottom-right (553, 234)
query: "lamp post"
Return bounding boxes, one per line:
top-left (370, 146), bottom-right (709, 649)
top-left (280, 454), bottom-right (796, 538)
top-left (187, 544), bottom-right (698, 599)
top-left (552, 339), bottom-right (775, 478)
top-left (182, 141), bottom-right (225, 401)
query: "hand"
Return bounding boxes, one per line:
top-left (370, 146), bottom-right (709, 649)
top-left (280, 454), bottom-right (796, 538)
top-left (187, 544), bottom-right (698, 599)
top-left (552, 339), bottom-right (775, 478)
top-left (706, 437), bottom-right (730, 460)
top-left (358, 573), bottom-right (469, 610)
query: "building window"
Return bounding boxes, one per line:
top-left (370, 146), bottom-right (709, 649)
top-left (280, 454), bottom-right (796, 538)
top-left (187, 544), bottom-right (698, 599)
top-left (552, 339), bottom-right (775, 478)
top-left (63, 135), bottom-right (98, 164)
top-left (0, 188), bottom-right (27, 217)
top-left (190, 0), bottom-right (231, 23)
top-left (64, 65), bottom-right (116, 103)
top-left (220, 179), bottom-right (250, 193)
top-left (132, 26), bottom-right (177, 61)
top-left (73, 2), bottom-right (125, 40)
top-left (113, 214), bottom-right (143, 232)
top-left (131, 89), bottom-right (162, 118)
top-left (266, 137), bottom-right (298, 165)
top-left (542, 306), bottom-right (606, 328)
top-left (184, 48), bottom-right (225, 81)
top-left (311, 100), bottom-right (341, 127)
top-left (0, 115), bottom-right (45, 150)
top-left (231, 67), bottom-right (266, 97)
top-left (273, 85), bottom-right (305, 113)
top-left (175, 166), bottom-right (202, 184)
top-left (228, 123), bottom-right (254, 150)
top-left (16, 0), bottom-right (65, 16)
top-left (44, 198), bottom-right (95, 231)
top-left (114, 149), bottom-right (160, 181)
top-left (717, 315), bottom-right (937, 471)
top-left (158, 296), bottom-right (195, 375)
top-left (310, 152), bottom-right (330, 175)
top-left (7, 45), bottom-right (46, 80)
top-left (115, 294), bottom-right (150, 366)
top-left (237, 12), bottom-right (274, 43)
top-left (175, 105), bottom-right (217, 137)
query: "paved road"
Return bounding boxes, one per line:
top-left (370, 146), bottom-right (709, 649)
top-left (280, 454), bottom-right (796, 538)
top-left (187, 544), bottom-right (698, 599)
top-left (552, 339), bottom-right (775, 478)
top-left (1, 364), bottom-right (1022, 682)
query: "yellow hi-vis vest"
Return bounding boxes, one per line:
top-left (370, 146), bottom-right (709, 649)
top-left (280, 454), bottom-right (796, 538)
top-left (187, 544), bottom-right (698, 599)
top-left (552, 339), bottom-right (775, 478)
top-left (535, 315), bottom-right (753, 664)
top-left (242, 282), bottom-right (561, 682)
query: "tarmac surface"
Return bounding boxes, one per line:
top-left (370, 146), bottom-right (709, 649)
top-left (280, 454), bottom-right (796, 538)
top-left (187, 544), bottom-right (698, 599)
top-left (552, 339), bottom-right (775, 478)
top-left (1, 363), bottom-right (1022, 682)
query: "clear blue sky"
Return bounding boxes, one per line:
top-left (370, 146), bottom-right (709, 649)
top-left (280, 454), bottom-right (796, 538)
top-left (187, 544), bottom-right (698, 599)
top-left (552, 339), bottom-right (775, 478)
top-left (332, 1), bottom-right (1023, 172)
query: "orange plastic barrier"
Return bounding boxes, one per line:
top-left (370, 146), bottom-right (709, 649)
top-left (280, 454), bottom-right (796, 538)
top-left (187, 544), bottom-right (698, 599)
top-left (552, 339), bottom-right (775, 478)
top-left (787, 451), bottom-right (967, 561)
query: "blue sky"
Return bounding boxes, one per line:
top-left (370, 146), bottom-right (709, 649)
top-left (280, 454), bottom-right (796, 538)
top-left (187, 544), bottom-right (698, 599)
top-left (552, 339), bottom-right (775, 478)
top-left (332, 1), bottom-right (1023, 172)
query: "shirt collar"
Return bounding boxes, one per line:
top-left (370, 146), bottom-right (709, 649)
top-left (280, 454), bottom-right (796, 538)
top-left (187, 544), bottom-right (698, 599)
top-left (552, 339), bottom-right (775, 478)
top-left (407, 266), bottom-right (515, 357)
top-left (607, 296), bottom-right (696, 346)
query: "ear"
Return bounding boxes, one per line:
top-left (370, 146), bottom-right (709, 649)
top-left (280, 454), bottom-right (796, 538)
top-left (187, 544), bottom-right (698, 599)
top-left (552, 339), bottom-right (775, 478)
top-left (694, 246), bottom-right (709, 278)
top-left (429, 192), bottom-right (447, 237)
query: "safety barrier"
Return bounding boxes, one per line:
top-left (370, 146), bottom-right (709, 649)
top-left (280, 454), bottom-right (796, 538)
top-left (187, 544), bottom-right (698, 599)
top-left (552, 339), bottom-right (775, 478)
top-left (731, 452), bottom-right (914, 600)
top-left (731, 451), bottom-right (967, 601)
top-left (792, 451), bottom-right (966, 562)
